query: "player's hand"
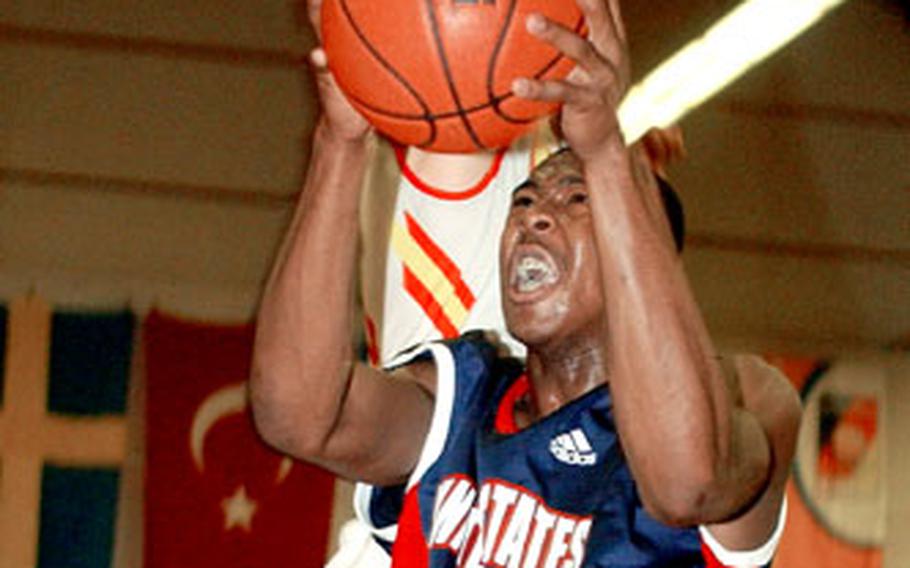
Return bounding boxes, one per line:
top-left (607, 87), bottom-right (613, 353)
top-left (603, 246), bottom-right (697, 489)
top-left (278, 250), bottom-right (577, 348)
top-left (310, 48), bottom-right (371, 142)
top-left (307, 0), bottom-right (324, 41)
top-left (306, 0), bottom-right (371, 143)
top-left (512, 0), bottom-right (630, 160)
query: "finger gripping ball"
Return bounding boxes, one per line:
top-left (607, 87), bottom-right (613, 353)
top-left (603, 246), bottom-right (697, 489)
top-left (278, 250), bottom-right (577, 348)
top-left (322, 0), bottom-right (584, 153)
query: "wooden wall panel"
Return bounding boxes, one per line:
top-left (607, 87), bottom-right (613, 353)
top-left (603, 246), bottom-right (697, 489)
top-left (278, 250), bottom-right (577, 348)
top-left (687, 248), bottom-right (909, 353)
top-left (0, 182), bottom-right (290, 318)
top-left (674, 108), bottom-right (909, 250)
top-left (1, 43), bottom-right (313, 194)
top-left (0, 0), bottom-right (308, 51)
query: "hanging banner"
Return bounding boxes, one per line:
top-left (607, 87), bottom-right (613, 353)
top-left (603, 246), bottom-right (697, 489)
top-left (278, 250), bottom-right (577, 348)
top-left (144, 310), bottom-right (335, 567)
top-left (0, 296), bottom-right (132, 568)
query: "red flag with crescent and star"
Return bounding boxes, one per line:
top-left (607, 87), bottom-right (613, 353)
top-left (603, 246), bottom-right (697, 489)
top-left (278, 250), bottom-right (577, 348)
top-left (144, 310), bottom-right (335, 567)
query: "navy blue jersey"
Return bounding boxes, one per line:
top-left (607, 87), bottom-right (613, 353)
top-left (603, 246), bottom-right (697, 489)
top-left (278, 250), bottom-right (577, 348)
top-left (365, 334), bottom-right (784, 567)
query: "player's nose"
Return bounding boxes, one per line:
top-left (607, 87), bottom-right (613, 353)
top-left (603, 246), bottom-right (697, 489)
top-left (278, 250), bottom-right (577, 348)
top-left (523, 203), bottom-right (554, 234)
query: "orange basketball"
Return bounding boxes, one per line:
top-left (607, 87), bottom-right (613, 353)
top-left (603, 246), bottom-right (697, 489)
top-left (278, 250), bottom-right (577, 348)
top-left (322, 0), bottom-right (584, 153)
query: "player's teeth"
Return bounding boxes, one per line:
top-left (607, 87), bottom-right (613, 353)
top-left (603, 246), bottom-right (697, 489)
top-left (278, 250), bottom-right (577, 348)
top-left (516, 256), bottom-right (556, 292)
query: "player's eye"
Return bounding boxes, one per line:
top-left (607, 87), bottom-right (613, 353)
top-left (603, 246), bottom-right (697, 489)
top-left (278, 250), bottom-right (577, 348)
top-left (512, 194), bottom-right (535, 208)
top-left (568, 192), bottom-right (588, 205)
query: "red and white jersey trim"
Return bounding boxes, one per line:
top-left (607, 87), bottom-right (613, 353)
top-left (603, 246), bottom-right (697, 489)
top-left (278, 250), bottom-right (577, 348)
top-left (699, 497), bottom-right (788, 567)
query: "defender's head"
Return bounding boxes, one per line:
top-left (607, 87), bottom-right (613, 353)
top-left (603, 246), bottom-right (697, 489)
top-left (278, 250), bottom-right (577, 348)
top-left (499, 149), bottom-right (684, 347)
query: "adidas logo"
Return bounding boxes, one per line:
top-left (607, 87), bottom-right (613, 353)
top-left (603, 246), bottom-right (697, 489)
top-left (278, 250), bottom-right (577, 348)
top-left (549, 428), bottom-right (597, 466)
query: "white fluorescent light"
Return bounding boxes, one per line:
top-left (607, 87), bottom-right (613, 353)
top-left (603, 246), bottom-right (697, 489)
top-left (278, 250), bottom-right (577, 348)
top-left (618, 0), bottom-right (850, 143)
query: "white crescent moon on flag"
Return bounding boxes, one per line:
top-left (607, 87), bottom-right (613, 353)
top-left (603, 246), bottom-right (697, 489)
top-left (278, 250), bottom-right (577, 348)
top-left (190, 382), bottom-right (248, 472)
top-left (189, 381), bottom-right (295, 484)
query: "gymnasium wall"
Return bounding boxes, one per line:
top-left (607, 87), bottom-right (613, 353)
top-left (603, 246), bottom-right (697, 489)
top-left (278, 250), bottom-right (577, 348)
top-left (1, 0), bottom-right (312, 320)
top-left (885, 358), bottom-right (910, 566)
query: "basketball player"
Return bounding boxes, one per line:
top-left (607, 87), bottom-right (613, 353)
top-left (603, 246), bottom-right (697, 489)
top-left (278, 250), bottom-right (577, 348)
top-left (252, 0), bottom-right (801, 565)
top-left (301, 0), bottom-right (681, 565)
top-left (302, 2), bottom-right (565, 563)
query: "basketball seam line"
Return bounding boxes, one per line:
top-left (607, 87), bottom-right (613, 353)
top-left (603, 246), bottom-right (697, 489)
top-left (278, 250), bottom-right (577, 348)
top-left (487, 0), bottom-right (520, 122)
top-left (337, 0), bottom-right (438, 147)
top-left (490, 10), bottom-right (586, 124)
top-left (348, 90), bottom-right (533, 122)
top-left (425, 0), bottom-right (485, 151)
top-left (349, 13), bottom-right (581, 126)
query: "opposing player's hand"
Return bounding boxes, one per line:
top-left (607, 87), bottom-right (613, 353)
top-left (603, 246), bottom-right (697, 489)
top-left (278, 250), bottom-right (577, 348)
top-left (513, 0), bottom-right (629, 159)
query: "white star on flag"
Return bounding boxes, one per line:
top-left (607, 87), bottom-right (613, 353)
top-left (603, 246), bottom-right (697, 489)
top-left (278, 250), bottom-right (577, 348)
top-left (221, 485), bottom-right (258, 532)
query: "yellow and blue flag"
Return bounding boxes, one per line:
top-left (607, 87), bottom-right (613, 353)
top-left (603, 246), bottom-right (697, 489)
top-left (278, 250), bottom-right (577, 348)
top-left (0, 296), bottom-right (133, 568)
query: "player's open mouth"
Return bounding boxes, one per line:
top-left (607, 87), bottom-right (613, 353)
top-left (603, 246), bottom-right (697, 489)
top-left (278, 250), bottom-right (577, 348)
top-left (509, 248), bottom-right (560, 297)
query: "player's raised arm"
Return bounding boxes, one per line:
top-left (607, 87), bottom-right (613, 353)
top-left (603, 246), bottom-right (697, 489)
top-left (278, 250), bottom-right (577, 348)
top-left (250, 28), bottom-right (435, 485)
top-left (514, 0), bottom-right (800, 551)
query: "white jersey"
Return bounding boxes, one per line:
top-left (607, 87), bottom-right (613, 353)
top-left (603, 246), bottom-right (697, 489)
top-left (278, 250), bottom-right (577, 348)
top-left (377, 144), bottom-right (534, 365)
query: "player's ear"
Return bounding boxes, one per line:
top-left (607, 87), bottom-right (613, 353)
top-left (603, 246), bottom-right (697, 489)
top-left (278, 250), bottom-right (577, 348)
top-left (641, 126), bottom-right (686, 177)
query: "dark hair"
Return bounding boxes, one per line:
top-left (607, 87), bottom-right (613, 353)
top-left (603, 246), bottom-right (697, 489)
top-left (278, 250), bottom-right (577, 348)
top-left (656, 176), bottom-right (685, 253)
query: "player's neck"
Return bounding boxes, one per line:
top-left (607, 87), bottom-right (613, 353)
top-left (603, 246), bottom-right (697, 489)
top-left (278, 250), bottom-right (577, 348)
top-left (405, 147), bottom-right (498, 191)
top-left (523, 338), bottom-right (607, 420)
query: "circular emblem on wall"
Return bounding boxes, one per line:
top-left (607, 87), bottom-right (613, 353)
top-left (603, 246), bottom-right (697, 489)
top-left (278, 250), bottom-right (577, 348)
top-left (792, 361), bottom-right (886, 547)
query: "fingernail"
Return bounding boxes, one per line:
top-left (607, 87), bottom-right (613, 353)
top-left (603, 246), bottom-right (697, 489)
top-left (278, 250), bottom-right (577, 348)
top-left (512, 78), bottom-right (529, 97)
top-left (310, 48), bottom-right (327, 67)
top-left (526, 13), bottom-right (546, 34)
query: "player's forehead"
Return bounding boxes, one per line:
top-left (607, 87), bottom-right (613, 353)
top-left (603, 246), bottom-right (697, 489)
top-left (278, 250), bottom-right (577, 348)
top-left (524, 149), bottom-right (584, 191)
